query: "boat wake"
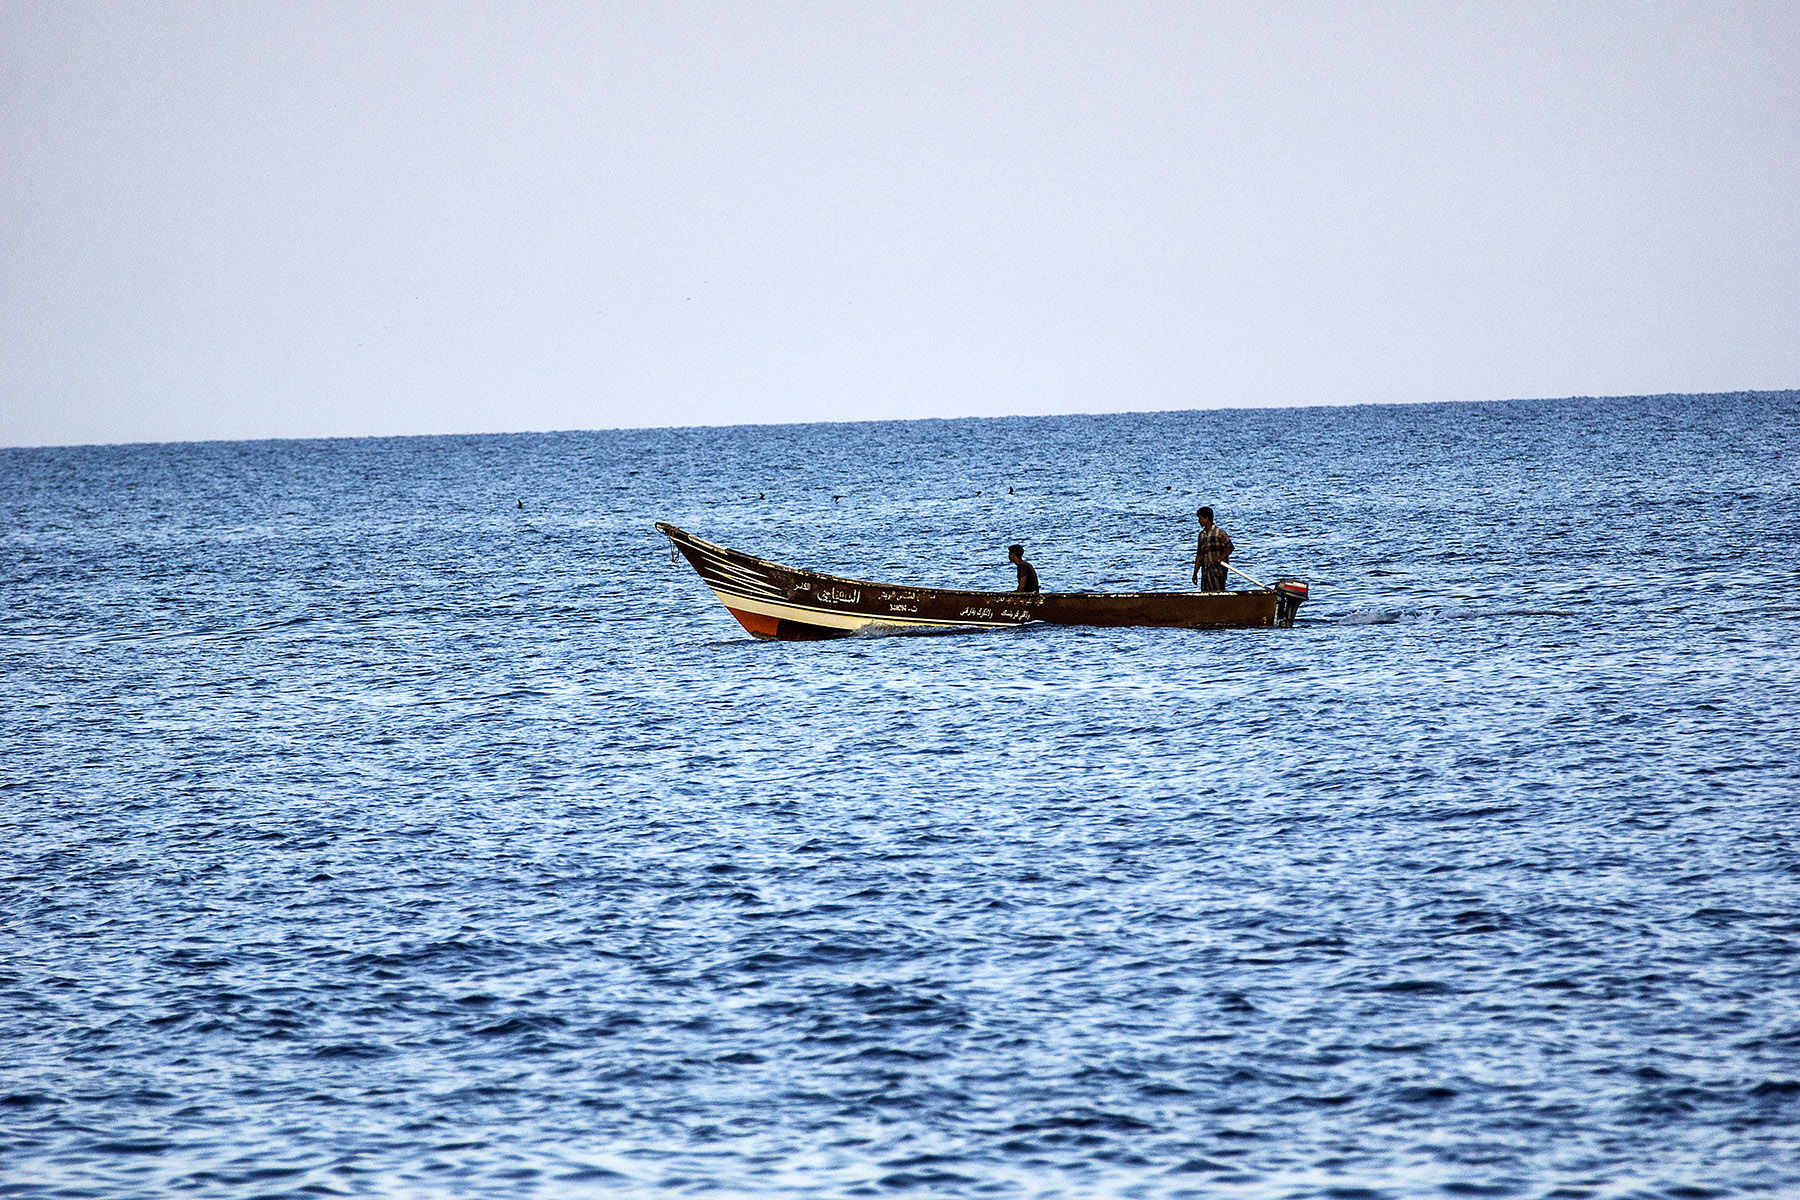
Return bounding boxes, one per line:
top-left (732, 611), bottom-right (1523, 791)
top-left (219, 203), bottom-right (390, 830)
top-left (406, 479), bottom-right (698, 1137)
top-left (1337, 609), bottom-right (1422, 625)
top-left (1338, 608), bottom-right (1578, 626)
top-left (851, 621), bottom-right (998, 639)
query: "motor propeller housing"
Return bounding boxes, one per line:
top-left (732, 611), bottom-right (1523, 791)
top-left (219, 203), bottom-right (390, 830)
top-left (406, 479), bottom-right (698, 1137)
top-left (1273, 578), bottom-right (1309, 628)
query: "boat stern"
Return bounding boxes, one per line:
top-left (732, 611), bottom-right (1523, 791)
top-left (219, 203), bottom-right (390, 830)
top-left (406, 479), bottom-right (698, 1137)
top-left (1273, 579), bottom-right (1308, 628)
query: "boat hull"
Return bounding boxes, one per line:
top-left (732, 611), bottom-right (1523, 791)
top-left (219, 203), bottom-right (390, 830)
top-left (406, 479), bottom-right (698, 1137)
top-left (658, 523), bottom-right (1302, 640)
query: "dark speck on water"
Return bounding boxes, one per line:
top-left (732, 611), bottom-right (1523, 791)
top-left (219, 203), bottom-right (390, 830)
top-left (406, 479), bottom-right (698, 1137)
top-left (3, 392), bottom-right (1798, 1197)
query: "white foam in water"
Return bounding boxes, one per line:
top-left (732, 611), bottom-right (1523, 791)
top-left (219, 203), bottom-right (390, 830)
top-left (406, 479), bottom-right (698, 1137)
top-left (1338, 609), bottom-right (1415, 625)
top-left (850, 621), bottom-right (988, 638)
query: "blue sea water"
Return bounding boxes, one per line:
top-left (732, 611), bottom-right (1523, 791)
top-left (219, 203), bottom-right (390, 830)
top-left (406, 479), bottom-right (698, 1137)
top-left (2, 391), bottom-right (1798, 1199)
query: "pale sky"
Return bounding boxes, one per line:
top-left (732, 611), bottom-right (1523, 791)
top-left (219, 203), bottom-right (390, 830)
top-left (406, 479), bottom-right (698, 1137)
top-left (3, 1), bottom-right (1796, 448)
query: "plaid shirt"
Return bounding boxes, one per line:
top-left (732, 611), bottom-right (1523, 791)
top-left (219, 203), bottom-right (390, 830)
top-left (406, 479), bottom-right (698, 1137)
top-left (1196, 525), bottom-right (1234, 566)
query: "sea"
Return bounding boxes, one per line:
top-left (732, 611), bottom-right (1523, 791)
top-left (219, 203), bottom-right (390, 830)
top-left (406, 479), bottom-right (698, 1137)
top-left (2, 391), bottom-right (1797, 1199)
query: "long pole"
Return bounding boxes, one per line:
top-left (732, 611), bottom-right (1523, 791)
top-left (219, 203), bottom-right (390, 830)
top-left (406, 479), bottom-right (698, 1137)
top-left (1222, 561), bottom-right (1268, 589)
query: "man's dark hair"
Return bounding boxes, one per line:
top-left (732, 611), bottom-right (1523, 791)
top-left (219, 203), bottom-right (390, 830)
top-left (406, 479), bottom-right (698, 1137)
top-left (1008, 544), bottom-right (1025, 556)
top-left (1197, 506), bottom-right (1214, 521)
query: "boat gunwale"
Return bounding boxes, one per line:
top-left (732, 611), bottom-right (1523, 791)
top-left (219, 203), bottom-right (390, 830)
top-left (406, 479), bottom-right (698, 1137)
top-left (654, 521), bottom-right (1280, 603)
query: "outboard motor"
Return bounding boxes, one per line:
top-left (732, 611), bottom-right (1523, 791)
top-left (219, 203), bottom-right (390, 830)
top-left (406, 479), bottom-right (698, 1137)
top-left (1274, 578), bottom-right (1308, 628)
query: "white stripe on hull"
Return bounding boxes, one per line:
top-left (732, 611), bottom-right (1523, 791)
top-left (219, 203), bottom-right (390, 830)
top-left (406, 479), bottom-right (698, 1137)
top-left (708, 561), bottom-right (786, 600)
top-left (704, 587), bottom-right (1025, 631)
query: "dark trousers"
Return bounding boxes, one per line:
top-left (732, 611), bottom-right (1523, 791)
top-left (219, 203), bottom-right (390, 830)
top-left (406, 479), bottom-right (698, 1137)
top-left (1200, 565), bottom-right (1227, 593)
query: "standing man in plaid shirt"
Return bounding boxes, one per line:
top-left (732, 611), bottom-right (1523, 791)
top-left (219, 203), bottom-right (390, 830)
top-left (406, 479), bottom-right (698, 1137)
top-left (1191, 506), bottom-right (1235, 592)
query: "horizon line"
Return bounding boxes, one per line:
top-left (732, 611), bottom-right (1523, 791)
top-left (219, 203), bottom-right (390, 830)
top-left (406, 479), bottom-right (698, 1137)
top-left (4, 387), bottom-right (1794, 454)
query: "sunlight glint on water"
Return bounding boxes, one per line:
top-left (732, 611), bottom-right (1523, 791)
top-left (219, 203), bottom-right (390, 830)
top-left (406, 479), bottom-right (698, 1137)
top-left (3, 392), bottom-right (1798, 1197)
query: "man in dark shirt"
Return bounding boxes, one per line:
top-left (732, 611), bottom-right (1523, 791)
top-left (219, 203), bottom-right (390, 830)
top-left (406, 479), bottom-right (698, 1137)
top-left (1191, 506), bottom-right (1235, 592)
top-left (1008, 544), bottom-right (1040, 593)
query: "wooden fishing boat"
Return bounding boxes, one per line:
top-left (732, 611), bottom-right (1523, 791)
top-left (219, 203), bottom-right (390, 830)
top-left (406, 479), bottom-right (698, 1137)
top-left (657, 522), bottom-right (1307, 640)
